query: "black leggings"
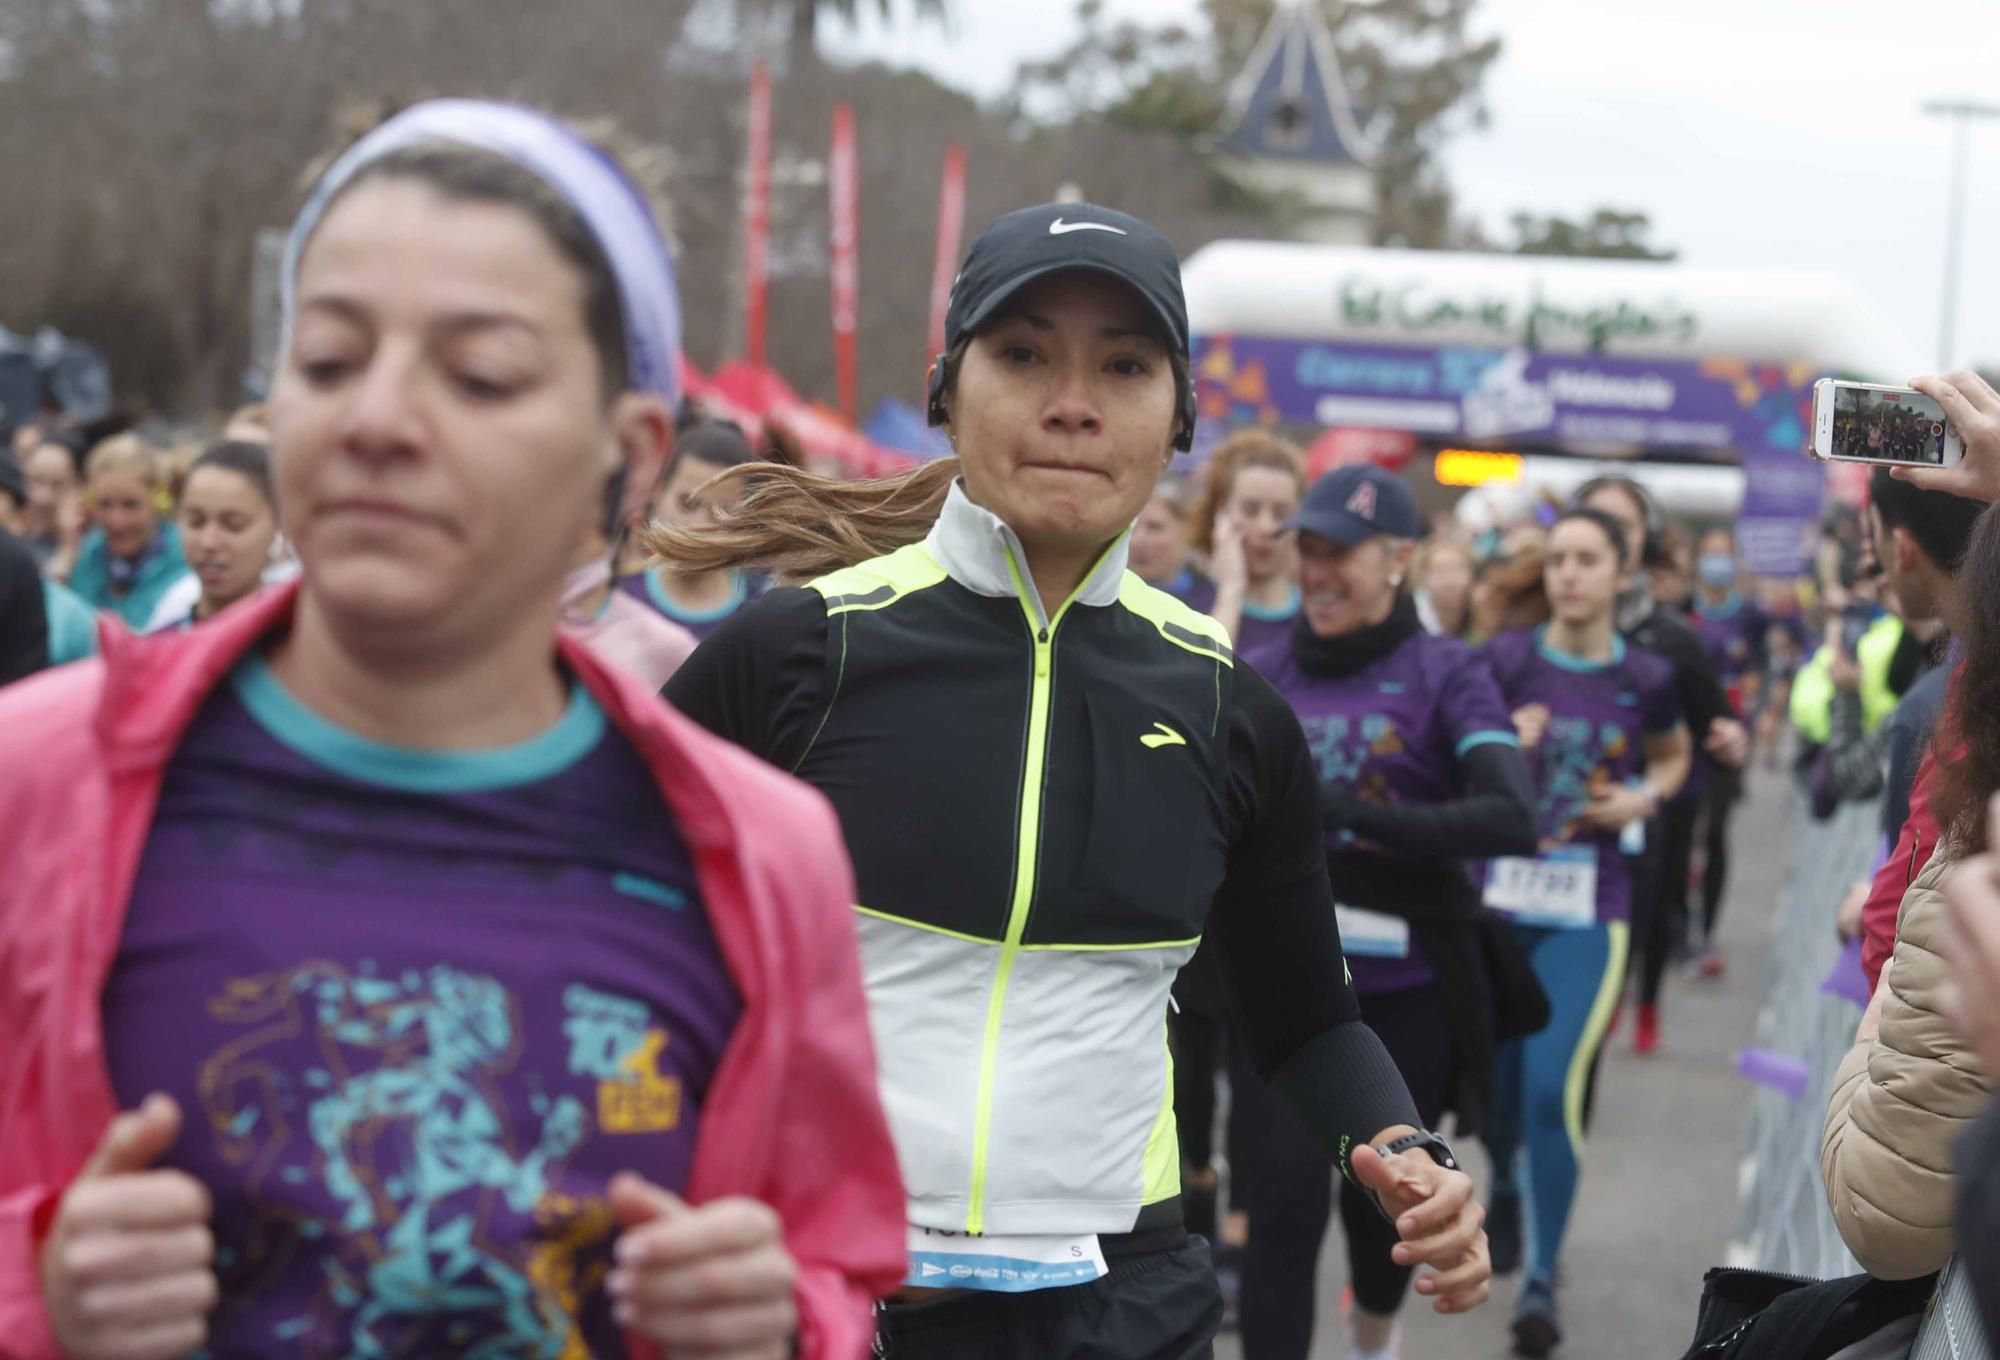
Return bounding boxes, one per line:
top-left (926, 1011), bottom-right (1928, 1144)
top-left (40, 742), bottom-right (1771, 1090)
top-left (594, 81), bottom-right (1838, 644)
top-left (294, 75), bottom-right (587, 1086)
top-left (1699, 769), bottom-right (1744, 944)
top-left (1635, 798), bottom-right (1699, 1007)
top-left (1237, 986), bottom-right (1453, 1360)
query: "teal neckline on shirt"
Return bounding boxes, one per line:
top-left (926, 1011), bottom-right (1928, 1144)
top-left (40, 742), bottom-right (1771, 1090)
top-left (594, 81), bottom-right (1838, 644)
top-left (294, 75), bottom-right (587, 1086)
top-left (1534, 623), bottom-right (1625, 673)
top-left (230, 655), bottom-right (606, 793)
top-left (647, 567), bottom-right (746, 625)
top-left (1696, 592), bottom-right (1743, 620)
top-left (1242, 585), bottom-right (1302, 623)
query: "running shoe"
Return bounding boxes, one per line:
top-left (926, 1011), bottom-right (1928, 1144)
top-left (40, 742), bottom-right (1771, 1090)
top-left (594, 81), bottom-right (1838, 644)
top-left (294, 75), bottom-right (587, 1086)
top-left (1511, 1278), bottom-right (1562, 1357)
top-left (1486, 1188), bottom-right (1522, 1276)
top-left (1635, 1003), bottom-right (1660, 1055)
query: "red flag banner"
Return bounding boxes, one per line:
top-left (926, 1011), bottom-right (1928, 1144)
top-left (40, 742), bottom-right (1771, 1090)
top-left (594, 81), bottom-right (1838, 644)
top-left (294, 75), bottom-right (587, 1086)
top-left (928, 143), bottom-right (967, 363)
top-left (743, 59), bottom-right (772, 368)
top-left (829, 102), bottom-right (860, 425)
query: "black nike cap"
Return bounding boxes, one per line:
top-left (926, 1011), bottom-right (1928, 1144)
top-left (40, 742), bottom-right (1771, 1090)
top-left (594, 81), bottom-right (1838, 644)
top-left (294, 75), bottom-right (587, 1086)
top-left (929, 202), bottom-right (1195, 450)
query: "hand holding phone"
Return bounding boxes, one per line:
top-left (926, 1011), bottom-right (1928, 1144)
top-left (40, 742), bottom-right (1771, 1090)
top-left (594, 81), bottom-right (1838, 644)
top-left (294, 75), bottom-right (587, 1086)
top-left (1812, 379), bottom-right (1963, 470)
top-left (1890, 371), bottom-right (2000, 504)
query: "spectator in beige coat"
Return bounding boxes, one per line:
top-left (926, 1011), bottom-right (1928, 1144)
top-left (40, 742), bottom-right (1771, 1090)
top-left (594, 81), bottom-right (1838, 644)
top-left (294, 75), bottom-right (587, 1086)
top-left (1822, 492), bottom-right (2000, 1278)
top-left (1823, 848), bottom-right (1989, 1277)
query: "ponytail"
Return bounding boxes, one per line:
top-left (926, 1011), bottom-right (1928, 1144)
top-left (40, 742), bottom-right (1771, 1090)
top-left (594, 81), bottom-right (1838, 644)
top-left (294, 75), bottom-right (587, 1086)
top-left (642, 457), bottom-right (961, 582)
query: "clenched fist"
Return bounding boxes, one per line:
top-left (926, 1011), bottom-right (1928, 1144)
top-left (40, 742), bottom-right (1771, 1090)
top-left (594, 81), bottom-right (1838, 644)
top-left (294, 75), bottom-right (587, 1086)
top-left (40, 1093), bottom-right (218, 1360)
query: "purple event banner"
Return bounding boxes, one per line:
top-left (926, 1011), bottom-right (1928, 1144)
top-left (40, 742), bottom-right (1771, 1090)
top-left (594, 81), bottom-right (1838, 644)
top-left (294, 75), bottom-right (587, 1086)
top-left (1192, 335), bottom-right (1825, 575)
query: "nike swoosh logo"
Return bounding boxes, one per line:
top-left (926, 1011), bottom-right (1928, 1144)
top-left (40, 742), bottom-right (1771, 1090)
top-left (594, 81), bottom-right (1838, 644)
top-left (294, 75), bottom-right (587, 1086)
top-left (1140, 722), bottom-right (1186, 749)
top-left (1048, 218), bottom-right (1128, 236)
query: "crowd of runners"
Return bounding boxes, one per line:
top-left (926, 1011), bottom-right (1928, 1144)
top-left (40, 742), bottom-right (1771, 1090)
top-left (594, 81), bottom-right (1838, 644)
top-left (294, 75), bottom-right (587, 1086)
top-left (4, 96), bottom-right (2000, 1360)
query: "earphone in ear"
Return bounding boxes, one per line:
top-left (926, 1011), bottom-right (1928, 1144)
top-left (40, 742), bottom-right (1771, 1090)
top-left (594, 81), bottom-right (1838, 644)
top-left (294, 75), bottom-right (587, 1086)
top-left (1173, 383), bottom-right (1197, 454)
top-left (925, 354), bottom-right (951, 428)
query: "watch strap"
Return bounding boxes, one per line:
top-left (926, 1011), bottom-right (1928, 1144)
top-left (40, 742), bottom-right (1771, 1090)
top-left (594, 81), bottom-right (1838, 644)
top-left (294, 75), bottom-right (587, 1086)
top-left (1380, 1129), bottom-right (1459, 1170)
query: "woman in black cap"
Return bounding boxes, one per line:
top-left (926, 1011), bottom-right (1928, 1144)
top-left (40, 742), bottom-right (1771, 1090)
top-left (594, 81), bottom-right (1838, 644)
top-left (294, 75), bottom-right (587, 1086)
top-left (657, 202), bottom-right (1491, 1358)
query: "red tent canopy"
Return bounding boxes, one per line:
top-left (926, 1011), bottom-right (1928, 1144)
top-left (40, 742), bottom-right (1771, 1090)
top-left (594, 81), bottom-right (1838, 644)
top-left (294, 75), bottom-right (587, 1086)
top-left (696, 358), bottom-right (917, 477)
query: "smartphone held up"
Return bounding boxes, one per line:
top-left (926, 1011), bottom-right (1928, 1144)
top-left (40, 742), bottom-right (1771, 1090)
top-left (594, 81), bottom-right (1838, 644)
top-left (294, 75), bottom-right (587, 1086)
top-left (1811, 379), bottom-right (1964, 470)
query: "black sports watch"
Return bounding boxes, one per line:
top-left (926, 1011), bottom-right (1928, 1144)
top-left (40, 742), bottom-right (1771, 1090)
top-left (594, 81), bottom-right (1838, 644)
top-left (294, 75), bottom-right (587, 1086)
top-left (1377, 1128), bottom-right (1460, 1171)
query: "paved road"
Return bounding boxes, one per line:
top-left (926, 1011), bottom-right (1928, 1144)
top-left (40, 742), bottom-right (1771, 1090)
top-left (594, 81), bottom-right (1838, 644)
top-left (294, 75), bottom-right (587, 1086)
top-left (1218, 767), bottom-right (1793, 1360)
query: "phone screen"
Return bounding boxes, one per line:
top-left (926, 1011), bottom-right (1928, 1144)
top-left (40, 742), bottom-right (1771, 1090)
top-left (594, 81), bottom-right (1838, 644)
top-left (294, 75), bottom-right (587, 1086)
top-left (1829, 384), bottom-right (1949, 465)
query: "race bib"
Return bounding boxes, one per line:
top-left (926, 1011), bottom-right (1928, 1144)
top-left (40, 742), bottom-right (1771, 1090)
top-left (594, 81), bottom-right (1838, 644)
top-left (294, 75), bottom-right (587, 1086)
top-left (905, 1225), bottom-right (1108, 1293)
top-left (1335, 905), bottom-right (1411, 959)
top-left (1484, 847), bottom-right (1598, 929)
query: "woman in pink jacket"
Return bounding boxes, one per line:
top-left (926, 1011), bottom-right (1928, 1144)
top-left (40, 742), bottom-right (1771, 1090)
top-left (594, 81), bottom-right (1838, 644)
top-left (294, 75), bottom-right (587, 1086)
top-left (0, 99), bottom-right (903, 1360)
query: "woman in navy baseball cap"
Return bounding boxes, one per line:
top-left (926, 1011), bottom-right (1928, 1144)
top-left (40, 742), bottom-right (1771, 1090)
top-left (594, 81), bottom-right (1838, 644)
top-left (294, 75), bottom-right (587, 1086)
top-left (1236, 464), bottom-right (1537, 1360)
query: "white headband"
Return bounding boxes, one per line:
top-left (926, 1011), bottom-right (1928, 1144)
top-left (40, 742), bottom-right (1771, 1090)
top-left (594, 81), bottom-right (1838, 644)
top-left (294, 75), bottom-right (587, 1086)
top-left (282, 98), bottom-right (681, 407)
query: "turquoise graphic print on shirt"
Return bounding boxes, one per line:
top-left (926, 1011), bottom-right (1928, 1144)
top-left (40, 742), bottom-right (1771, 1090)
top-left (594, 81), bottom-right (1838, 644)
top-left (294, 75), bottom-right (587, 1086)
top-left (100, 661), bottom-right (742, 1359)
top-left (195, 962), bottom-right (688, 1357)
top-left (1536, 717), bottom-right (1634, 845)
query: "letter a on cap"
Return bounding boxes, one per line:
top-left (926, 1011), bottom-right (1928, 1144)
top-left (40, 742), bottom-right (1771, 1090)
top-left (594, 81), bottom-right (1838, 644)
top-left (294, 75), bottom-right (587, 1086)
top-left (1346, 482), bottom-right (1377, 520)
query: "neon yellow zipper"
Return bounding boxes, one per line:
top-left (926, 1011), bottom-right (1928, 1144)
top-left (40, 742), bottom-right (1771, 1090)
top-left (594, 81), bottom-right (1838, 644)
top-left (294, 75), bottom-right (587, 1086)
top-left (963, 543), bottom-right (1109, 1234)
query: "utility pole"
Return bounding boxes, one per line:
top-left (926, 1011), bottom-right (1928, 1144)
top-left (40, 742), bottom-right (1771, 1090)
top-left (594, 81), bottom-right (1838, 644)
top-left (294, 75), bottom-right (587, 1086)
top-left (1920, 100), bottom-right (2000, 370)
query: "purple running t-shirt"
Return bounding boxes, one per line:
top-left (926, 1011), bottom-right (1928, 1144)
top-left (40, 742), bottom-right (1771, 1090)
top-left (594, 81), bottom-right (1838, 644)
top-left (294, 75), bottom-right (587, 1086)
top-left (619, 567), bottom-right (763, 643)
top-left (1161, 572), bottom-right (1294, 655)
top-left (1691, 594), bottom-right (1768, 712)
top-left (1483, 627), bottom-right (1683, 925)
top-left (1232, 586), bottom-right (1301, 657)
top-left (1251, 631), bottom-right (1518, 994)
top-left (1164, 568), bottom-right (1217, 615)
top-left (100, 655), bottom-right (741, 1360)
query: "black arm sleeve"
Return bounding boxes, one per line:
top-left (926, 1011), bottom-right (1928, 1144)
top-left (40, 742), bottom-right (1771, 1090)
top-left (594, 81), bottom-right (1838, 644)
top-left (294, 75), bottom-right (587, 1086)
top-left (1332, 743), bottom-right (1539, 860)
top-left (662, 586), bottom-right (829, 769)
top-left (1212, 666), bottom-right (1422, 1179)
top-left (0, 532), bottom-right (47, 686)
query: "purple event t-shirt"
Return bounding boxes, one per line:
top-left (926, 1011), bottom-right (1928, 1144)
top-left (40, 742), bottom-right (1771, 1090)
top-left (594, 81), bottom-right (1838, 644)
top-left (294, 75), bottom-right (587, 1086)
top-left (1233, 586), bottom-right (1301, 657)
top-left (1160, 571), bottom-right (1296, 655)
top-left (1163, 567), bottom-right (1216, 615)
top-left (100, 656), bottom-right (741, 1360)
top-left (1691, 594), bottom-right (1768, 704)
top-left (1483, 627), bottom-right (1683, 925)
top-left (619, 567), bottom-right (762, 643)
top-left (1250, 631), bottom-right (1518, 994)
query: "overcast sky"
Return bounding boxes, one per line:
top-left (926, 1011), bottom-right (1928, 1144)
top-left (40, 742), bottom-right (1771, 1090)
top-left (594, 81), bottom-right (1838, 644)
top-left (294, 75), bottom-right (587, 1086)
top-left (823, 0), bottom-right (2000, 374)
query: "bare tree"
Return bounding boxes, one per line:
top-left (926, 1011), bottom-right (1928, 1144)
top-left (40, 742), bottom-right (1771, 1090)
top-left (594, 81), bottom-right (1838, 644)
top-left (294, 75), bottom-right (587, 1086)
top-left (0, 0), bottom-right (700, 414)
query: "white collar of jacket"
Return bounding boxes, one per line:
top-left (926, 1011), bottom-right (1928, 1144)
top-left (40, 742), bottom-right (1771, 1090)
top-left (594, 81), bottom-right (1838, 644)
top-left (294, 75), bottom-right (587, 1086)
top-left (922, 479), bottom-right (1131, 631)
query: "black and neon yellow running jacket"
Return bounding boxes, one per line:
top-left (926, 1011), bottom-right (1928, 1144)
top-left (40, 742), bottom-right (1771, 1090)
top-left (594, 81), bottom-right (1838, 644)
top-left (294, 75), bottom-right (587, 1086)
top-left (666, 482), bottom-right (1417, 1239)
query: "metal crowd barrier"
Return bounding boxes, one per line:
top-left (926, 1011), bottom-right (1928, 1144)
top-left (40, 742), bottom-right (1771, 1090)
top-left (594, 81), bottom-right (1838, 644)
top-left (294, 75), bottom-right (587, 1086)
top-left (1728, 790), bottom-right (1879, 1278)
